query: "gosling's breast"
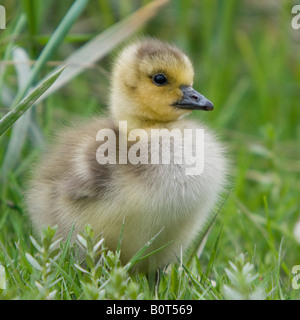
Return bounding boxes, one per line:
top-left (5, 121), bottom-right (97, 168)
top-left (111, 121), bottom-right (227, 224)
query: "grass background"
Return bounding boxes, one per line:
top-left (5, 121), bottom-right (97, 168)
top-left (0, 0), bottom-right (300, 299)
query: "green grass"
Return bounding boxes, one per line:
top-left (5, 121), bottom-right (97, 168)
top-left (1, 0), bottom-right (300, 300)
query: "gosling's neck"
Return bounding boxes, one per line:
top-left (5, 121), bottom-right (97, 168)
top-left (110, 100), bottom-right (189, 133)
top-left (110, 108), bottom-right (188, 134)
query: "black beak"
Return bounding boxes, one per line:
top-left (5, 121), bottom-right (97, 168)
top-left (173, 86), bottom-right (214, 111)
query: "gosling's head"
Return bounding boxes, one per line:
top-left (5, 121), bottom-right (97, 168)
top-left (110, 38), bottom-right (213, 127)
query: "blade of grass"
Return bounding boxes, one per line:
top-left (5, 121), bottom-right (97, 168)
top-left (10, 0), bottom-right (89, 108)
top-left (97, 0), bottom-right (115, 26)
top-left (0, 67), bottom-right (64, 136)
top-left (22, 0), bottom-right (42, 36)
top-left (58, 223), bottom-right (75, 266)
top-left (36, 0), bottom-right (170, 103)
top-left (185, 192), bottom-right (230, 265)
top-left (193, 257), bottom-right (222, 299)
top-left (1, 47), bottom-right (33, 175)
top-left (0, 14), bottom-right (27, 95)
top-left (125, 227), bottom-right (165, 271)
top-left (276, 237), bottom-right (285, 300)
top-left (263, 195), bottom-right (274, 245)
top-left (236, 30), bottom-right (267, 107)
top-left (0, 210), bottom-right (9, 230)
top-left (234, 196), bottom-right (290, 276)
top-left (53, 261), bottom-right (82, 297)
top-left (180, 263), bottom-right (208, 298)
top-left (205, 226), bottom-right (223, 278)
top-left (117, 218), bottom-right (125, 253)
top-left (135, 240), bottom-right (173, 263)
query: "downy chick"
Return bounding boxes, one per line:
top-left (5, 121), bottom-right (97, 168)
top-left (26, 38), bottom-right (227, 272)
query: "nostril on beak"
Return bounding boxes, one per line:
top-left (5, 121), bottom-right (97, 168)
top-left (191, 94), bottom-right (199, 101)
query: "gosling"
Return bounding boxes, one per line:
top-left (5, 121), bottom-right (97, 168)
top-left (26, 38), bottom-right (227, 272)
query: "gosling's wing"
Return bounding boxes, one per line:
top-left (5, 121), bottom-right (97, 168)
top-left (30, 118), bottom-right (117, 201)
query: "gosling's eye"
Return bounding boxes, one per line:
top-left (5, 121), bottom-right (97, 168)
top-left (152, 73), bottom-right (167, 86)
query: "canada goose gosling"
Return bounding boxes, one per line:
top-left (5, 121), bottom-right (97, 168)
top-left (26, 38), bottom-right (228, 272)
